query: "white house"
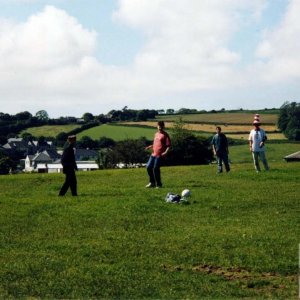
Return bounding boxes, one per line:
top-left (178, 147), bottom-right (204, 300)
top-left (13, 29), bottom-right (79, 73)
top-left (36, 161), bottom-right (99, 173)
top-left (24, 149), bottom-right (61, 172)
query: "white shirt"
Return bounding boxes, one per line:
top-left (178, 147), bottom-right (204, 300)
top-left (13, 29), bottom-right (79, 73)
top-left (248, 128), bottom-right (267, 152)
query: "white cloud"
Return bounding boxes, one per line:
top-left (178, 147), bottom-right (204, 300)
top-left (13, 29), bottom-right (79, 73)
top-left (0, 6), bottom-right (106, 116)
top-left (0, 1), bottom-right (298, 117)
top-left (0, 6), bottom-right (97, 68)
top-left (113, 0), bottom-right (267, 92)
top-left (255, 0), bottom-right (300, 81)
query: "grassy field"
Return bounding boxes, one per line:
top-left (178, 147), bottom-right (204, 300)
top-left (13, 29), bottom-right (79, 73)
top-left (122, 121), bottom-right (278, 132)
top-left (20, 112), bottom-right (281, 142)
top-left (76, 120), bottom-right (283, 143)
top-left (77, 124), bottom-right (156, 141)
top-left (0, 143), bottom-right (299, 299)
top-left (22, 124), bottom-right (81, 137)
top-left (156, 112), bottom-right (279, 125)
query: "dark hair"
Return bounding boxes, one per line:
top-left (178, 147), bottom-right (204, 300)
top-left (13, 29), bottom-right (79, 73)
top-left (157, 121), bottom-right (165, 128)
top-left (216, 126), bottom-right (221, 131)
top-left (67, 135), bottom-right (76, 143)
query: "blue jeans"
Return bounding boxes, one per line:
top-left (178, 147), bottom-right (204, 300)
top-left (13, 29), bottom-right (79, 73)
top-left (216, 151), bottom-right (230, 173)
top-left (252, 151), bottom-right (269, 171)
top-left (146, 155), bottom-right (162, 186)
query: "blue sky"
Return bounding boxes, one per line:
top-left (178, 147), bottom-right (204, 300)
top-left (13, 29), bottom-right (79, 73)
top-left (0, 0), bottom-right (299, 118)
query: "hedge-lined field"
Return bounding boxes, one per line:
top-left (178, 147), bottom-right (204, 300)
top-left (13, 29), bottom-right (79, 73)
top-left (20, 112), bottom-right (282, 142)
top-left (77, 124), bottom-right (156, 141)
top-left (156, 112), bottom-right (279, 125)
top-left (22, 124), bottom-right (80, 137)
top-left (121, 121), bottom-right (280, 134)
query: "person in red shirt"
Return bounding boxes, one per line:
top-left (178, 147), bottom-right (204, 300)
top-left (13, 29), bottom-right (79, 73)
top-left (145, 121), bottom-right (171, 188)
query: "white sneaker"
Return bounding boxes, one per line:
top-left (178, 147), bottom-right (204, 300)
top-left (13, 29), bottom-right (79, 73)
top-left (145, 183), bottom-right (155, 188)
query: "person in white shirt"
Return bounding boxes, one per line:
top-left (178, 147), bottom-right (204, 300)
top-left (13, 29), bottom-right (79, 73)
top-left (248, 117), bottom-right (269, 172)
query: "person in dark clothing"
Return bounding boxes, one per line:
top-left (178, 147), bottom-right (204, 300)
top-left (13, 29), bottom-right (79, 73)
top-left (211, 126), bottom-right (230, 173)
top-left (59, 135), bottom-right (78, 196)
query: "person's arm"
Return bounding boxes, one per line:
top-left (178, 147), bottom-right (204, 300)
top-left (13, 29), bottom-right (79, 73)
top-left (161, 146), bottom-right (170, 156)
top-left (161, 133), bottom-right (171, 156)
top-left (225, 135), bottom-right (229, 154)
top-left (212, 144), bottom-right (217, 155)
top-left (211, 137), bottom-right (217, 155)
top-left (260, 130), bottom-right (267, 147)
top-left (249, 136), bottom-right (253, 152)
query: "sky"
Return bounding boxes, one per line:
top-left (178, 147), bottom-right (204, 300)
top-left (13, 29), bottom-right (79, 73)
top-left (0, 0), bottom-right (299, 118)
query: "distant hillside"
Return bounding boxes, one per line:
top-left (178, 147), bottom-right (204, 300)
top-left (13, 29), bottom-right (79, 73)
top-left (156, 112), bottom-right (278, 125)
top-left (77, 124), bottom-right (155, 141)
top-left (22, 124), bottom-right (81, 138)
top-left (19, 111), bottom-right (284, 142)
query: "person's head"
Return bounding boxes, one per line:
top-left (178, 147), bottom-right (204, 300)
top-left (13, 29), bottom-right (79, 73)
top-left (67, 135), bottom-right (76, 144)
top-left (216, 126), bottom-right (221, 134)
top-left (157, 121), bottom-right (165, 131)
top-left (253, 114), bottom-right (261, 129)
top-left (253, 120), bottom-right (261, 129)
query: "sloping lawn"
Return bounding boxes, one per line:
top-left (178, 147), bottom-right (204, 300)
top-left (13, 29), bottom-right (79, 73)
top-left (0, 158), bottom-right (299, 299)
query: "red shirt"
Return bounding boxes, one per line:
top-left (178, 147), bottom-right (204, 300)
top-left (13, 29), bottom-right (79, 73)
top-left (152, 131), bottom-right (171, 157)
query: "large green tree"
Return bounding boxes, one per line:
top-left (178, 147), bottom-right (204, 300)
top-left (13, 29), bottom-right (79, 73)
top-left (165, 118), bottom-right (213, 165)
top-left (35, 110), bottom-right (49, 122)
top-left (278, 102), bottom-right (300, 140)
top-left (0, 155), bottom-right (13, 175)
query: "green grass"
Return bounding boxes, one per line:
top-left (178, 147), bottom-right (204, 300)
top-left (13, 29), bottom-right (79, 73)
top-left (229, 142), bottom-right (300, 164)
top-left (22, 124), bottom-right (80, 137)
top-left (77, 124), bottom-right (156, 141)
top-left (0, 144), bottom-right (299, 299)
top-left (156, 112), bottom-right (278, 125)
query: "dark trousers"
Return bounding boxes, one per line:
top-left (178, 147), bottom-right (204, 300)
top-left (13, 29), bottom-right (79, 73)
top-left (146, 155), bottom-right (162, 187)
top-left (216, 152), bottom-right (230, 173)
top-left (59, 169), bottom-right (77, 196)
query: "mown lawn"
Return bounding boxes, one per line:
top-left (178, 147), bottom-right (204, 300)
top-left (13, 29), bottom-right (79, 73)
top-left (0, 150), bottom-right (299, 298)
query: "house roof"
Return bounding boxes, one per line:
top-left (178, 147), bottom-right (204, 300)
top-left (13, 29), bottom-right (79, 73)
top-left (76, 148), bottom-right (98, 156)
top-left (284, 151), bottom-right (300, 161)
top-left (8, 138), bottom-right (23, 142)
top-left (3, 141), bottom-right (28, 149)
top-left (32, 152), bottom-right (53, 162)
top-left (42, 149), bottom-right (61, 159)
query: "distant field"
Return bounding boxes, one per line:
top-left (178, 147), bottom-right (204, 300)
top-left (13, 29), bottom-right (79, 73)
top-left (77, 124), bottom-right (156, 141)
top-left (122, 121), bottom-right (279, 133)
top-left (21, 112), bottom-right (282, 142)
top-left (22, 124), bottom-right (80, 137)
top-left (156, 112), bottom-right (278, 125)
top-left (77, 122), bottom-right (285, 142)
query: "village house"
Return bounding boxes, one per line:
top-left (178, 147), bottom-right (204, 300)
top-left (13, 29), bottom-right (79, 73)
top-left (24, 149), bottom-right (61, 172)
top-left (75, 148), bottom-right (99, 161)
top-left (25, 148), bottom-right (99, 173)
top-left (1, 137), bottom-right (100, 173)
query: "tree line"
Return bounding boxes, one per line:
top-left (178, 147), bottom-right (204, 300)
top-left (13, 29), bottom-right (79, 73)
top-left (1, 103), bottom-right (299, 174)
top-left (277, 102), bottom-right (300, 141)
